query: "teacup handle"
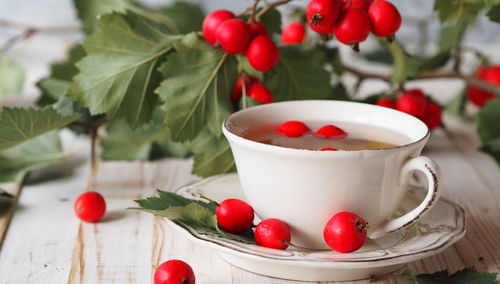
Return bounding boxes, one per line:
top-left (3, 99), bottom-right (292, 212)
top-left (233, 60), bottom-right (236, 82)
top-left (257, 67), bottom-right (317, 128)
top-left (369, 156), bottom-right (440, 239)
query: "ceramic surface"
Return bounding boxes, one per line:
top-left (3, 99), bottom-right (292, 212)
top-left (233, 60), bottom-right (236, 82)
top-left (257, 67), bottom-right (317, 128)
top-left (223, 100), bottom-right (439, 248)
top-left (168, 174), bottom-right (465, 282)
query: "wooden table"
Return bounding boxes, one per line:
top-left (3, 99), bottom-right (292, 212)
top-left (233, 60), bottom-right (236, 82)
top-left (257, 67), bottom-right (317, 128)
top-left (0, 116), bottom-right (499, 283)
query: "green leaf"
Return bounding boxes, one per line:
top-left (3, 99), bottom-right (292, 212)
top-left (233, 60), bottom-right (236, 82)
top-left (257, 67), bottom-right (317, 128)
top-left (476, 99), bottom-right (500, 166)
top-left (259, 8), bottom-right (282, 35)
top-left (73, 0), bottom-right (130, 34)
top-left (487, 4), bottom-right (500, 23)
top-left (0, 107), bottom-right (79, 151)
top-left (362, 48), bottom-right (393, 65)
top-left (264, 45), bottom-right (332, 101)
top-left (101, 109), bottom-right (190, 160)
top-left (445, 89), bottom-right (467, 115)
top-left (0, 58), bottom-right (24, 97)
top-left (0, 130), bottom-right (65, 183)
top-left (320, 46), bottom-right (344, 75)
top-left (157, 1), bottom-right (205, 34)
top-left (386, 41), bottom-right (419, 83)
top-left (156, 33), bottom-right (237, 142)
top-left (403, 268), bottom-right (499, 284)
top-left (69, 12), bottom-right (177, 128)
top-left (133, 190), bottom-right (254, 244)
top-left (419, 52), bottom-right (451, 71)
top-left (190, 128), bottom-right (235, 178)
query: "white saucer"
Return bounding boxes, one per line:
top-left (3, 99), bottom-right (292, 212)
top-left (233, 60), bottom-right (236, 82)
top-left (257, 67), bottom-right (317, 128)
top-left (169, 174), bottom-right (465, 282)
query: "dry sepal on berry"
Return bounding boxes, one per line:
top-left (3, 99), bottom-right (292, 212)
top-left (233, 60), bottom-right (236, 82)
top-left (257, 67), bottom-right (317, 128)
top-left (255, 218), bottom-right (291, 250)
top-left (323, 211), bottom-right (368, 253)
top-left (154, 259), bottom-right (195, 284)
top-left (306, 0), bottom-right (342, 29)
top-left (74, 191), bottom-right (106, 222)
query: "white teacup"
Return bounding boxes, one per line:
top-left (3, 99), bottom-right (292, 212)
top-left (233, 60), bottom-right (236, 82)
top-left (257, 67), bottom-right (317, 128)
top-left (222, 100), bottom-right (439, 249)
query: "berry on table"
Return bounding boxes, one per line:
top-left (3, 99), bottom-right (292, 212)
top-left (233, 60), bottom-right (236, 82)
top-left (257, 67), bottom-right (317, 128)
top-left (375, 97), bottom-right (396, 109)
top-left (255, 218), bottom-right (291, 250)
top-left (368, 0), bottom-right (401, 38)
top-left (246, 35), bottom-right (280, 71)
top-left (314, 124), bottom-right (347, 139)
top-left (333, 7), bottom-right (371, 51)
top-left (74, 191), bottom-right (106, 223)
top-left (395, 90), bottom-right (427, 118)
top-left (202, 10), bottom-right (235, 45)
top-left (323, 211), bottom-right (368, 253)
top-left (281, 22), bottom-right (307, 44)
top-left (154, 259), bottom-right (195, 284)
top-left (276, 121), bottom-right (311, 137)
top-left (247, 83), bottom-right (274, 104)
top-left (215, 19), bottom-right (252, 54)
top-left (216, 199), bottom-right (255, 234)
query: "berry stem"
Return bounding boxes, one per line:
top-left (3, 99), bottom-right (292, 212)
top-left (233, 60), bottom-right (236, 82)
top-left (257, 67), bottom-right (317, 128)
top-left (248, 0), bottom-right (261, 23)
top-left (199, 194), bottom-right (220, 206)
top-left (255, 0), bottom-right (293, 21)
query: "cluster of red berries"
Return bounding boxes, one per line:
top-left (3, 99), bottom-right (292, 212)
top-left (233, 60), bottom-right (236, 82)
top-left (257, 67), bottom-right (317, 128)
top-left (306, 0), bottom-right (401, 50)
top-left (202, 10), bottom-right (279, 72)
top-left (216, 198), bottom-right (367, 253)
top-left (276, 121), bottom-right (347, 151)
top-left (231, 74), bottom-right (274, 104)
top-left (467, 65), bottom-right (500, 107)
top-left (375, 89), bottom-right (442, 130)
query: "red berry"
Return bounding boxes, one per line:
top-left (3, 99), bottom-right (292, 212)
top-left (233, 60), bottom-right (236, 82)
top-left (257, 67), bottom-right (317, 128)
top-left (202, 10), bottom-right (235, 45)
top-left (406, 88), bottom-right (426, 99)
top-left (422, 101), bottom-right (442, 130)
top-left (314, 124), bottom-right (347, 139)
top-left (395, 91), bottom-right (427, 118)
top-left (340, 0), bottom-right (374, 11)
top-left (467, 66), bottom-right (498, 107)
top-left (323, 211), bottom-right (368, 253)
top-left (255, 218), bottom-right (291, 250)
top-left (216, 199), bottom-right (254, 234)
top-left (333, 7), bottom-right (370, 47)
top-left (320, 147), bottom-right (338, 151)
top-left (246, 35), bottom-right (280, 71)
top-left (276, 121), bottom-right (311, 137)
top-left (249, 22), bottom-right (268, 37)
top-left (307, 22), bottom-right (333, 34)
top-left (368, 0), bottom-right (401, 37)
top-left (306, 0), bottom-right (342, 27)
top-left (281, 22), bottom-right (307, 44)
top-left (375, 97), bottom-right (396, 108)
top-left (231, 75), bottom-right (260, 102)
top-left (74, 192), bottom-right (106, 223)
top-left (154, 259), bottom-right (195, 284)
top-left (247, 83), bottom-right (274, 104)
top-left (215, 19), bottom-right (252, 54)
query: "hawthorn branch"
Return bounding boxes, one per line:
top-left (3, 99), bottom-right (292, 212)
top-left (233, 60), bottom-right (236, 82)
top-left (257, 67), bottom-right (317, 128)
top-left (248, 0), bottom-right (261, 23)
top-left (256, 0), bottom-right (293, 20)
top-left (71, 118), bottom-right (107, 173)
top-left (343, 65), bottom-right (500, 96)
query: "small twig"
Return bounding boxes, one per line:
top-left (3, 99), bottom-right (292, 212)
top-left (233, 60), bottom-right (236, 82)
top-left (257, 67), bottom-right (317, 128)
top-left (248, 0), bottom-right (261, 23)
top-left (0, 28), bottom-right (35, 54)
top-left (255, 0), bottom-right (293, 21)
top-left (343, 64), bottom-right (500, 97)
top-left (236, 6), bottom-right (253, 17)
top-left (71, 118), bottom-right (107, 174)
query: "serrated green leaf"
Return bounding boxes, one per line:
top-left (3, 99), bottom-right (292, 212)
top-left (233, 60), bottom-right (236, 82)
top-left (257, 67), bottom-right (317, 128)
top-left (101, 108), bottom-right (190, 160)
top-left (134, 190), bottom-right (254, 243)
top-left (387, 41), bottom-right (419, 83)
top-left (0, 107), bottom-right (79, 151)
top-left (0, 130), bottom-right (65, 183)
top-left (264, 45), bottom-right (332, 101)
top-left (487, 4), bottom-right (500, 22)
top-left (236, 55), bottom-right (263, 78)
top-left (190, 128), bottom-right (236, 177)
top-left (0, 58), bottom-right (24, 97)
top-left (410, 268), bottom-right (499, 284)
top-left (69, 12), bottom-right (177, 129)
top-left (73, 0), bottom-right (130, 34)
top-left (156, 33), bottom-right (237, 142)
top-left (157, 1), bottom-right (204, 34)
